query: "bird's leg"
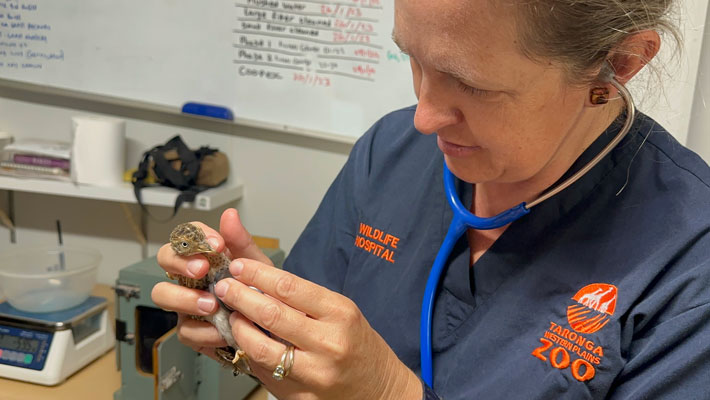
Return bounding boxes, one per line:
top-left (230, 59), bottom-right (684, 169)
top-left (234, 350), bottom-right (253, 375)
top-left (232, 349), bottom-right (247, 364)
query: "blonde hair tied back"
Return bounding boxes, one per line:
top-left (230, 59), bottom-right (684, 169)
top-left (512, 0), bottom-right (682, 85)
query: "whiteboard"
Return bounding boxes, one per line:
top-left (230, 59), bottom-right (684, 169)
top-left (0, 0), bottom-right (417, 139)
top-left (0, 0), bottom-right (707, 142)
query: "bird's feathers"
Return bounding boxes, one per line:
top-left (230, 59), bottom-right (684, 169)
top-left (168, 222), bottom-right (251, 376)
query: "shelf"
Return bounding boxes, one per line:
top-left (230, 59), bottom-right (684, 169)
top-left (0, 175), bottom-right (243, 211)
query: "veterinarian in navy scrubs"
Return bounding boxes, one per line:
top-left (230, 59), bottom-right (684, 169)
top-left (152, 1), bottom-right (710, 398)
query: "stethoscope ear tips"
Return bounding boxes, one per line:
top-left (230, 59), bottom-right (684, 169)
top-left (599, 61), bottom-right (617, 83)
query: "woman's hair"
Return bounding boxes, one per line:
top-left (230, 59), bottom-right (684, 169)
top-left (511, 0), bottom-right (681, 85)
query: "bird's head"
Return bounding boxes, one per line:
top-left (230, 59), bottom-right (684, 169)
top-left (169, 223), bottom-right (214, 256)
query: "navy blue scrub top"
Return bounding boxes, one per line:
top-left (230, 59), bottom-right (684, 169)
top-left (283, 106), bottom-right (710, 399)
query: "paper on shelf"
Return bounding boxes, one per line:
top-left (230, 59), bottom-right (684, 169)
top-left (4, 139), bottom-right (72, 159)
top-left (71, 115), bottom-right (126, 187)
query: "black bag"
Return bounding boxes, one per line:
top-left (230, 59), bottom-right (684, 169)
top-left (132, 135), bottom-right (228, 221)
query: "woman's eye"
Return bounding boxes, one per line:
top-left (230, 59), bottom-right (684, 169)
top-left (456, 81), bottom-right (490, 96)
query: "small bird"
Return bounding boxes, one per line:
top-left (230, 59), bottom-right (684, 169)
top-left (168, 222), bottom-right (251, 376)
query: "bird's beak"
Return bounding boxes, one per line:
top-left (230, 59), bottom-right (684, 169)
top-left (194, 242), bottom-right (214, 254)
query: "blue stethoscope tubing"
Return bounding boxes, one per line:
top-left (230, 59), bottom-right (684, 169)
top-left (419, 163), bottom-right (529, 386)
top-left (420, 76), bottom-right (636, 387)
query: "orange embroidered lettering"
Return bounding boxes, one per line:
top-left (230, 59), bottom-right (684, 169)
top-left (354, 222), bottom-right (401, 264)
top-left (532, 282), bottom-right (616, 383)
top-left (584, 352), bottom-right (595, 364)
top-left (371, 242), bottom-right (382, 253)
top-left (550, 347), bottom-right (570, 369)
top-left (381, 234), bottom-right (399, 248)
top-left (593, 346), bottom-right (603, 357)
top-left (381, 249), bottom-right (395, 263)
top-left (571, 359), bottom-right (596, 381)
top-left (359, 223), bottom-right (370, 235)
top-left (575, 335), bottom-right (586, 346)
top-left (533, 341), bottom-right (598, 382)
top-left (367, 228), bottom-right (383, 241)
top-left (531, 338), bottom-right (553, 362)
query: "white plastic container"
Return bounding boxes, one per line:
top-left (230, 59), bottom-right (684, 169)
top-left (0, 245), bottom-right (101, 313)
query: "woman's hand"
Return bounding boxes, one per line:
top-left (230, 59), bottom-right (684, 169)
top-left (151, 208), bottom-right (272, 357)
top-left (151, 207), bottom-right (422, 399)
top-left (213, 258), bottom-right (423, 400)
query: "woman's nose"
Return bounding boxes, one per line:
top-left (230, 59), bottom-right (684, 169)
top-left (413, 82), bottom-right (462, 134)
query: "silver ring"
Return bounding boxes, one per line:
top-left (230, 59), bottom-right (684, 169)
top-left (272, 344), bottom-right (295, 381)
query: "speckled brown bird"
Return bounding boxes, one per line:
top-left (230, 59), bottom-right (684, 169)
top-left (168, 222), bottom-right (251, 376)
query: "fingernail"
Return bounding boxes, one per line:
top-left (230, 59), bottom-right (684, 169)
top-left (214, 280), bottom-right (228, 298)
top-left (187, 260), bottom-right (203, 277)
top-left (207, 237), bottom-right (220, 250)
top-left (197, 295), bottom-right (216, 313)
top-left (229, 311), bottom-right (238, 325)
top-left (230, 260), bottom-right (244, 276)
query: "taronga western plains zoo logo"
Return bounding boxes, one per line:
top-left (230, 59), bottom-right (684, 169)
top-left (567, 283), bottom-right (618, 334)
top-left (531, 283), bottom-right (618, 382)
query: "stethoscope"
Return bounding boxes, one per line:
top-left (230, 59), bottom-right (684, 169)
top-left (420, 77), bottom-right (636, 387)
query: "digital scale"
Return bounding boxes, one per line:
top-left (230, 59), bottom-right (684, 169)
top-left (0, 296), bottom-right (114, 385)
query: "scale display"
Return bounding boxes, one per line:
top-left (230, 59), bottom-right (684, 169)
top-left (0, 334), bottom-right (41, 353)
top-left (0, 325), bottom-right (53, 371)
top-left (0, 296), bottom-right (113, 385)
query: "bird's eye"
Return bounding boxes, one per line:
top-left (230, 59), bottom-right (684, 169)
top-left (181, 242), bottom-right (189, 248)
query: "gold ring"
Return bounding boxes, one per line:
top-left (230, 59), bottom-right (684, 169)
top-left (272, 344), bottom-right (295, 381)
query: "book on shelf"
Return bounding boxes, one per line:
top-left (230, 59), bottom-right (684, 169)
top-left (0, 161), bottom-right (71, 181)
top-left (12, 154), bottom-right (71, 170)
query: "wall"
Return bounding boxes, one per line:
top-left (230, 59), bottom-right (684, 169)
top-left (627, 0), bottom-right (709, 144)
top-left (1, 0), bottom-right (709, 286)
top-left (0, 96), bottom-right (350, 285)
top-left (687, 2), bottom-right (710, 161)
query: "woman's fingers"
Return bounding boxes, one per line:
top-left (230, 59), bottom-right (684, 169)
top-left (215, 278), bottom-right (322, 350)
top-left (156, 243), bottom-right (209, 278)
top-left (229, 258), bottom-right (338, 319)
top-left (151, 281), bottom-right (218, 316)
top-left (230, 312), bottom-right (309, 383)
top-left (220, 209), bottom-right (273, 266)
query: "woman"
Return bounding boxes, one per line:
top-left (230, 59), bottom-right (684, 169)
top-left (152, 1), bottom-right (710, 398)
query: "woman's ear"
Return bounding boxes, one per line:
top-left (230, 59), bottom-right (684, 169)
top-left (585, 30), bottom-right (661, 108)
top-left (607, 30), bottom-right (662, 85)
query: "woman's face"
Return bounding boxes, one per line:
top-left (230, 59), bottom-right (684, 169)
top-left (394, 0), bottom-right (603, 186)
